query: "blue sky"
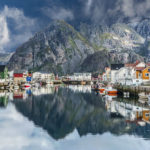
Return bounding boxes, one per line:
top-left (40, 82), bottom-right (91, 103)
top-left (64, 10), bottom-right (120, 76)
top-left (0, 0), bottom-right (150, 53)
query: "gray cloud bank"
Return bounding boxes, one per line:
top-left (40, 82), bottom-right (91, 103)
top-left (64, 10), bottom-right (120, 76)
top-left (1, 0), bottom-right (150, 53)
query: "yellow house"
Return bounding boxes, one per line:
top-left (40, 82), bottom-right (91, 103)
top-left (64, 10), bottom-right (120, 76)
top-left (136, 67), bottom-right (150, 81)
top-left (142, 110), bottom-right (150, 123)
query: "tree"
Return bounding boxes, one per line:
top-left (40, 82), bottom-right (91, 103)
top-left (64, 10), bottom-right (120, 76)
top-left (4, 67), bottom-right (8, 79)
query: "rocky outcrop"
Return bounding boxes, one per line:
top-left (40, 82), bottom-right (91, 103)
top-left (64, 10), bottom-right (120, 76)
top-left (80, 23), bottom-right (145, 52)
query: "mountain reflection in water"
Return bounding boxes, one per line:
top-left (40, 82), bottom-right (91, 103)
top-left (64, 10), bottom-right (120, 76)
top-left (1, 86), bottom-right (150, 150)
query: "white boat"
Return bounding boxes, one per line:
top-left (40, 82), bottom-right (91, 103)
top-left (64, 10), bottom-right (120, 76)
top-left (24, 83), bottom-right (31, 88)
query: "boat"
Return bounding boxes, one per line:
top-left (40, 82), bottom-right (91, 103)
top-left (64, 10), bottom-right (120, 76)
top-left (99, 87), bottom-right (106, 93)
top-left (24, 83), bottom-right (31, 88)
top-left (105, 86), bottom-right (118, 95)
top-left (107, 93), bottom-right (117, 98)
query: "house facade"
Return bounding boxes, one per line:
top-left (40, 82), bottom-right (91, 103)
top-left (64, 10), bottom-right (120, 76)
top-left (136, 67), bottom-right (150, 82)
top-left (103, 61), bottom-right (149, 85)
top-left (69, 73), bottom-right (92, 81)
top-left (110, 64), bottom-right (124, 83)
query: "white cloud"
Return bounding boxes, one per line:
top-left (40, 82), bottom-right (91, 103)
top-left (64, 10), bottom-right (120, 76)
top-left (42, 7), bottom-right (74, 21)
top-left (0, 15), bottom-right (10, 52)
top-left (0, 6), bottom-right (38, 53)
top-left (121, 0), bottom-right (150, 18)
top-left (85, 0), bottom-right (93, 15)
top-left (122, 0), bottom-right (135, 17)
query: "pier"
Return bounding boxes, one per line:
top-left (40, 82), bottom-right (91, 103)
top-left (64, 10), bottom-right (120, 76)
top-left (114, 84), bottom-right (150, 98)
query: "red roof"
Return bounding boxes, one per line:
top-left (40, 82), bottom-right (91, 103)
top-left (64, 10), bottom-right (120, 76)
top-left (135, 67), bottom-right (145, 71)
top-left (126, 61), bottom-right (143, 68)
top-left (125, 64), bottom-right (135, 67)
top-left (14, 73), bottom-right (23, 77)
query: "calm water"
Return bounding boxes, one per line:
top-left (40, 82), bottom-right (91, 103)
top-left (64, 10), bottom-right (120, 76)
top-left (1, 85), bottom-right (150, 150)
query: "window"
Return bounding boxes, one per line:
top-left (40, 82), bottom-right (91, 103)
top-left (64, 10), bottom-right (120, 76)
top-left (145, 113), bottom-right (150, 117)
top-left (145, 73), bottom-right (149, 77)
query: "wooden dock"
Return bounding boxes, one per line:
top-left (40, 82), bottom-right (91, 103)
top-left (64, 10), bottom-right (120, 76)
top-left (114, 84), bottom-right (150, 97)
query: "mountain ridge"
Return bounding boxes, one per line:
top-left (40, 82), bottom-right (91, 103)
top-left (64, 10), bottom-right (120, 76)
top-left (7, 20), bottom-right (149, 74)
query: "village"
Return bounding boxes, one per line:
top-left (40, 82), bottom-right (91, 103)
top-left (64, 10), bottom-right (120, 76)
top-left (1, 60), bottom-right (150, 92)
top-left (1, 61), bottom-right (150, 127)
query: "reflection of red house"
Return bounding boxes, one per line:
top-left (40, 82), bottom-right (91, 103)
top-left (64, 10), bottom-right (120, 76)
top-left (13, 93), bottom-right (23, 99)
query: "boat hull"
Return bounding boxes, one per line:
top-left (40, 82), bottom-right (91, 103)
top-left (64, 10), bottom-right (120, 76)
top-left (107, 90), bottom-right (118, 95)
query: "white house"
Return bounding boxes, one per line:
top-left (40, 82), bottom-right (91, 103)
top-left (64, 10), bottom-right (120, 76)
top-left (32, 72), bottom-right (54, 81)
top-left (110, 62), bottom-right (145, 85)
top-left (110, 64), bottom-right (124, 83)
top-left (115, 67), bottom-right (142, 86)
top-left (69, 73), bottom-right (91, 81)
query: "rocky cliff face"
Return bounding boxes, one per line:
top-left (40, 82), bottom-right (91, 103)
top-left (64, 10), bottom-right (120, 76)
top-left (0, 53), bottom-right (14, 65)
top-left (7, 20), bottom-right (147, 74)
top-left (80, 50), bottom-right (144, 73)
top-left (7, 21), bottom-right (95, 74)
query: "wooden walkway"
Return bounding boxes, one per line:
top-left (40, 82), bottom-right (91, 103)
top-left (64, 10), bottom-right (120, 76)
top-left (114, 85), bottom-right (150, 97)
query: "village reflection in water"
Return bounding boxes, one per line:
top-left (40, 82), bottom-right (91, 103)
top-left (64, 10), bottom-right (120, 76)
top-left (1, 85), bottom-right (150, 149)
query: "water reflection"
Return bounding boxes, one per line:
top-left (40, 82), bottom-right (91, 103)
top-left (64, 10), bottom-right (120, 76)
top-left (0, 91), bottom-right (9, 107)
top-left (1, 86), bottom-right (150, 150)
top-left (13, 87), bottom-right (150, 139)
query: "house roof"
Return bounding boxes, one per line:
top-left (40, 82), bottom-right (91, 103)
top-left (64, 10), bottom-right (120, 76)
top-left (135, 67), bottom-right (145, 71)
top-left (0, 65), bottom-right (5, 72)
top-left (125, 64), bottom-right (135, 67)
top-left (125, 61), bottom-right (145, 68)
top-left (111, 64), bottom-right (124, 70)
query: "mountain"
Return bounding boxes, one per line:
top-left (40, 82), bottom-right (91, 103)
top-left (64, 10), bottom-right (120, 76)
top-left (0, 53), bottom-right (14, 65)
top-left (7, 20), bottom-right (146, 74)
top-left (7, 21), bottom-right (95, 74)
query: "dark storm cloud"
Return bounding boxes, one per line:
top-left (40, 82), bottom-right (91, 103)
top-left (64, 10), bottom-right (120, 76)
top-left (1, 0), bottom-right (150, 53)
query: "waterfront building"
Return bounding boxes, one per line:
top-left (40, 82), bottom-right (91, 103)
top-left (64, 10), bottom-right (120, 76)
top-left (136, 66), bottom-right (150, 82)
top-left (32, 72), bottom-right (54, 81)
top-left (110, 64), bottom-right (124, 83)
top-left (13, 70), bottom-right (29, 83)
top-left (69, 73), bottom-right (92, 81)
top-left (104, 61), bottom-right (148, 85)
top-left (115, 67), bottom-right (135, 85)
